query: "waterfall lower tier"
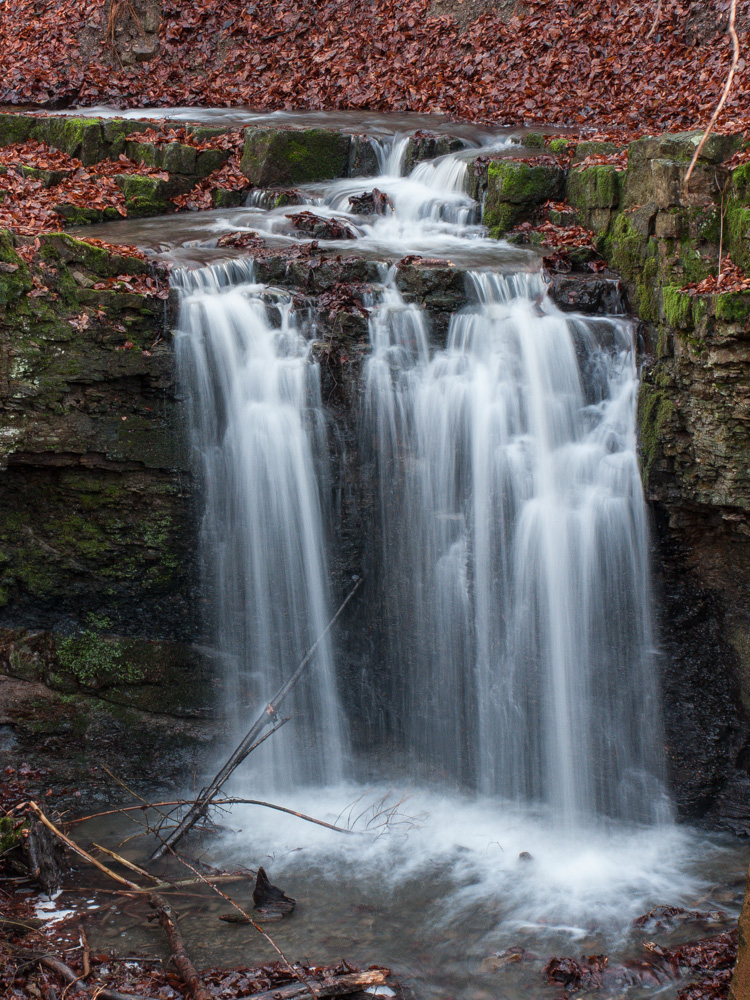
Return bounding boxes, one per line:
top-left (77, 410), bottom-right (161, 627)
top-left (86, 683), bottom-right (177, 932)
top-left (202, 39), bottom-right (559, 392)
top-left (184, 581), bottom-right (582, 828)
top-left (174, 259), bottom-right (347, 789)
top-left (364, 269), bottom-right (667, 825)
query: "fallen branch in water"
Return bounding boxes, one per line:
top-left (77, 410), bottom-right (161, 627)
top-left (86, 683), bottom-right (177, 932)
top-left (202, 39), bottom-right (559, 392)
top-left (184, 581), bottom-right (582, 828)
top-left (148, 892), bottom-right (212, 1000)
top-left (250, 969), bottom-right (389, 1000)
top-left (152, 575), bottom-right (363, 859)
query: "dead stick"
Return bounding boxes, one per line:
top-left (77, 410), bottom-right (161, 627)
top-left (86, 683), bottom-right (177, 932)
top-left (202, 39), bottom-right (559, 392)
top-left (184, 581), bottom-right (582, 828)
top-left (249, 970), bottom-right (388, 1000)
top-left (93, 843), bottom-right (162, 883)
top-left (79, 924), bottom-right (91, 979)
top-left (152, 576), bottom-right (363, 859)
top-left (20, 802), bottom-right (140, 891)
top-left (685, 0), bottom-right (740, 184)
top-left (147, 893), bottom-right (211, 1000)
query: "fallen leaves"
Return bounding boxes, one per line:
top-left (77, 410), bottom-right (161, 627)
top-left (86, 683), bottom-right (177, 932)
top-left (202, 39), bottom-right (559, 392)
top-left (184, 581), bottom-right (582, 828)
top-left (0, 0), bottom-right (747, 138)
top-left (683, 255), bottom-right (750, 294)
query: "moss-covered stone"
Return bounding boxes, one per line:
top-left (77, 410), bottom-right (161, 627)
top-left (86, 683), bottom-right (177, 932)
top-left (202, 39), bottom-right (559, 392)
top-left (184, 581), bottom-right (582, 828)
top-left (726, 201), bottom-right (750, 272)
top-left (0, 113), bottom-right (39, 147)
top-left (548, 138), bottom-right (569, 155)
top-left (114, 173), bottom-right (174, 216)
top-left (638, 381), bottom-right (677, 480)
top-left (572, 140), bottom-right (624, 162)
top-left (567, 165), bottom-right (621, 209)
top-left (714, 291), bottom-right (750, 325)
top-left (40, 117), bottom-right (104, 166)
top-left (483, 159), bottom-right (564, 236)
top-left (663, 285), bottom-right (693, 329)
top-left (241, 127), bottom-right (351, 186)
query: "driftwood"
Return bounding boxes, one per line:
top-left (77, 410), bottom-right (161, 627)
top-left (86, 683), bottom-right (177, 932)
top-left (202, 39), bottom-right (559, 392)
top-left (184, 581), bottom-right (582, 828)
top-left (250, 969), bottom-right (389, 1000)
top-left (148, 892), bottom-right (212, 1000)
top-left (152, 576), bottom-right (363, 859)
top-left (253, 866), bottom-right (296, 916)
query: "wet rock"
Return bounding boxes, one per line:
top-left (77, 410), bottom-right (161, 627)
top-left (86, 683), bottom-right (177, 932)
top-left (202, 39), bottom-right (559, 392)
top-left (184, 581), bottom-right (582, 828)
top-left (241, 127), bottom-right (350, 186)
top-left (404, 131), bottom-right (465, 174)
top-left (548, 273), bottom-right (625, 314)
top-left (349, 135), bottom-right (380, 178)
top-left (483, 159), bottom-right (565, 236)
top-left (286, 211), bottom-right (358, 240)
top-left (731, 867), bottom-right (750, 1000)
top-left (349, 188), bottom-right (393, 216)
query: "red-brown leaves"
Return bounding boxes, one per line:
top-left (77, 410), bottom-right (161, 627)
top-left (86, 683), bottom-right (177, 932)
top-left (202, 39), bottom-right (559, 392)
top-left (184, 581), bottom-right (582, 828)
top-left (0, 0), bottom-right (748, 138)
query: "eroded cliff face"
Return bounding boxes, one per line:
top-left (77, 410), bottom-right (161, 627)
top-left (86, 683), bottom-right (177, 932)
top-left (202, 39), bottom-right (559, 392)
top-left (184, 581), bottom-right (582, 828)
top-left (1, 116), bottom-right (750, 832)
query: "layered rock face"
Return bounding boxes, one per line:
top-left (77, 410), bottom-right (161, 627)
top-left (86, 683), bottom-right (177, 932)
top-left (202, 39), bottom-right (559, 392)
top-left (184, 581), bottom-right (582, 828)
top-left (1, 115), bottom-right (750, 832)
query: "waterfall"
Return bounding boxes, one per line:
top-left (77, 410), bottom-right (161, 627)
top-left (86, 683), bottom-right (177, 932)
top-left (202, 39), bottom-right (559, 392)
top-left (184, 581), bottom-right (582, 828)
top-left (363, 268), bottom-right (666, 825)
top-left (173, 258), bottom-right (347, 789)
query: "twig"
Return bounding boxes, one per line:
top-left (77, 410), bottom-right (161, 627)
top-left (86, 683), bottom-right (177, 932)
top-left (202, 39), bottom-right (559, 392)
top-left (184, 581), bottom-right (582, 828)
top-left (249, 970), bottom-right (389, 1000)
top-left (154, 839), bottom-right (318, 999)
top-left (93, 843), bottom-right (161, 884)
top-left (79, 924), bottom-right (91, 979)
top-left (646, 0), bottom-right (663, 39)
top-left (152, 576), bottom-right (363, 859)
top-left (147, 893), bottom-right (211, 1000)
top-left (685, 0), bottom-right (740, 184)
top-left (208, 798), bottom-right (352, 834)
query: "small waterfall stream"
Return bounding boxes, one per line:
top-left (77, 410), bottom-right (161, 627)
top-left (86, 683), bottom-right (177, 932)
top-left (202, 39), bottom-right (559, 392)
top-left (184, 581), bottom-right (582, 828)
top-left (71, 112), bottom-right (748, 998)
top-left (173, 259), bottom-right (346, 788)
top-left (364, 269), bottom-right (665, 824)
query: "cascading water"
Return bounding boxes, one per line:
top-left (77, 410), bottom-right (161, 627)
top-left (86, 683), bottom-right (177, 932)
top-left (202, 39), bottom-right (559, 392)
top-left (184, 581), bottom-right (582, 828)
top-left (364, 269), bottom-right (667, 825)
top-left (72, 116), bottom-right (747, 992)
top-left (173, 258), bottom-right (347, 789)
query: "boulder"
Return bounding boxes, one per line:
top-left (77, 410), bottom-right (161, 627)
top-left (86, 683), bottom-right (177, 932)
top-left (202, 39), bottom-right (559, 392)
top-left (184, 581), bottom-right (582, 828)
top-left (241, 127), bottom-right (350, 186)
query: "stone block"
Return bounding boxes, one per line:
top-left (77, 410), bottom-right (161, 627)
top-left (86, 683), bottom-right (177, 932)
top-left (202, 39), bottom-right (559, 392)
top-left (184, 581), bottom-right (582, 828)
top-left (241, 127), bottom-right (351, 186)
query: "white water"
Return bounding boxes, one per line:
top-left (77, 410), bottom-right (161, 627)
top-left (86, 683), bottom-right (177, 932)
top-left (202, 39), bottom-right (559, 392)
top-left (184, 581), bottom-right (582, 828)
top-left (166, 125), bottom-right (714, 953)
top-left (174, 258), bottom-right (346, 788)
top-left (363, 269), bottom-right (666, 825)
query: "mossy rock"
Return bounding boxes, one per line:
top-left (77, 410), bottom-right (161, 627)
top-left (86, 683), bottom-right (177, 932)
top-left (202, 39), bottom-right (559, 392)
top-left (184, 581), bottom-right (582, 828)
top-left (714, 290), bottom-right (750, 326)
top-left (662, 285), bottom-right (694, 330)
top-left (212, 188), bottom-right (246, 208)
top-left (638, 380), bottom-right (678, 480)
top-left (572, 140), bottom-right (624, 163)
top-left (0, 230), bottom-right (33, 306)
top-left (727, 201), bottom-right (750, 272)
top-left (240, 127), bottom-right (351, 186)
top-left (603, 211), bottom-right (649, 283)
top-left (0, 113), bottom-right (39, 147)
top-left (53, 204), bottom-right (120, 225)
top-left (20, 165), bottom-right (71, 188)
top-left (404, 133), bottom-right (465, 174)
top-left (40, 117), bottom-right (105, 166)
top-left (37, 232), bottom-right (148, 277)
top-left (196, 148), bottom-right (230, 177)
top-left (115, 173), bottom-right (174, 216)
top-left (566, 165), bottom-right (621, 210)
top-left (100, 118), bottom-right (152, 158)
top-left (483, 159), bottom-right (564, 236)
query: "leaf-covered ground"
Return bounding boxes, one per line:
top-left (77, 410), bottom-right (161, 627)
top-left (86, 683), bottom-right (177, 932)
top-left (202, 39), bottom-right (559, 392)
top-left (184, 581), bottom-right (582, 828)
top-left (0, 0), bottom-right (747, 137)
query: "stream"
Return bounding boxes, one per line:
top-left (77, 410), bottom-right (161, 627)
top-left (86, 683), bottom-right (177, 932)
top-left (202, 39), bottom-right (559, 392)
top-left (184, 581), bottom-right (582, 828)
top-left (53, 109), bottom-right (750, 998)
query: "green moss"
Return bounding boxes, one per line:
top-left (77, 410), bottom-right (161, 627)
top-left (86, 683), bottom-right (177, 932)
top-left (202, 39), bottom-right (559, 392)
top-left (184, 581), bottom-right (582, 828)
top-left (115, 174), bottom-right (172, 217)
top-left (487, 159), bottom-right (563, 203)
top-left (0, 816), bottom-right (25, 853)
top-left (57, 613), bottom-right (145, 687)
top-left (732, 163), bottom-right (750, 204)
top-left (241, 128), bottom-right (350, 186)
top-left (638, 381), bottom-right (676, 478)
top-left (566, 165), bottom-right (621, 210)
top-left (605, 212), bottom-right (648, 283)
top-left (523, 132), bottom-right (546, 148)
top-left (485, 201), bottom-right (524, 238)
top-left (40, 117), bottom-right (104, 166)
top-left (663, 285), bottom-right (693, 328)
top-left (726, 201), bottom-right (750, 272)
top-left (636, 252), bottom-right (660, 323)
top-left (0, 229), bottom-right (33, 305)
top-left (715, 291), bottom-right (750, 324)
top-left (548, 138), bottom-right (569, 155)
